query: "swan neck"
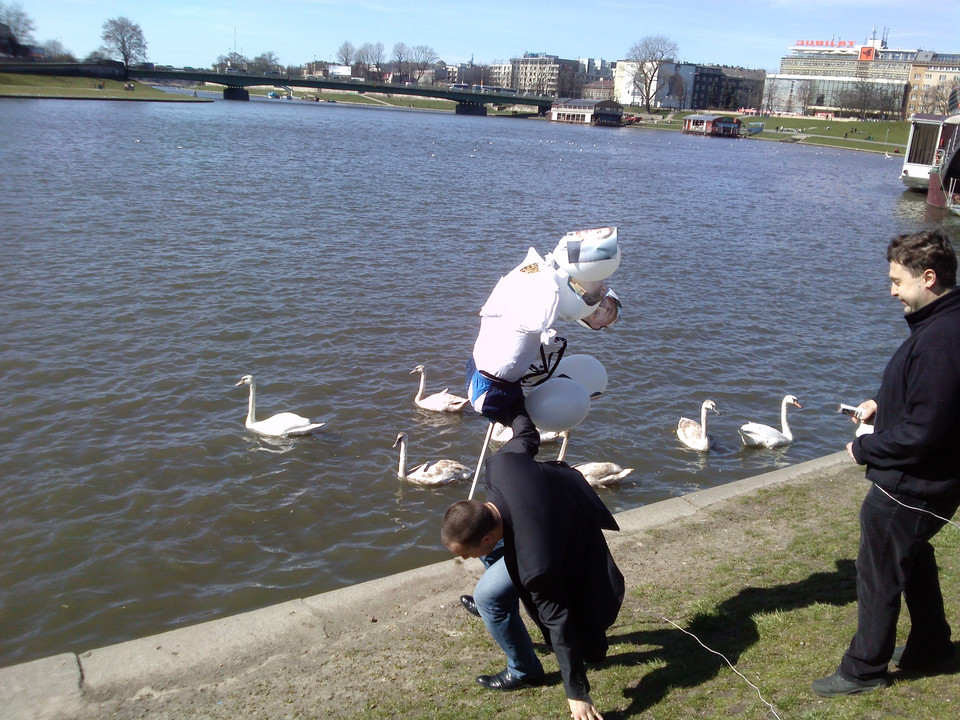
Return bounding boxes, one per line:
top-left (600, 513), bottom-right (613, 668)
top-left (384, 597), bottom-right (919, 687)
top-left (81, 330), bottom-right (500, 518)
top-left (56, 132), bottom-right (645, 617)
top-left (415, 372), bottom-right (426, 402)
top-left (557, 432), bottom-right (569, 462)
top-left (397, 437), bottom-right (407, 478)
top-left (780, 399), bottom-right (791, 435)
top-left (246, 381), bottom-right (257, 424)
top-left (699, 403), bottom-right (710, 437)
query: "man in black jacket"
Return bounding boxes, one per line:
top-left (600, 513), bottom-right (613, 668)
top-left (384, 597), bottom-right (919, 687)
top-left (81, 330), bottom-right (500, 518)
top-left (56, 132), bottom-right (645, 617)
top-left (813, 229), bottom-right (960, 697)
top-left (442, 412), bottom-right (624, 720)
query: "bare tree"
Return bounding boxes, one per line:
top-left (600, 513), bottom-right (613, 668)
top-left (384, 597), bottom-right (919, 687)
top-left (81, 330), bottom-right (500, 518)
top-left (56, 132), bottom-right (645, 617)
top-left (392, 42), bottom-right (409, 81)
top-left (626, 35), bottom-right (678, 112)
top-left (850, 77), bottom-right (878, 118)
top-left (335, 41), bottom-right (355, 66)
top-left (795, 79), bottom-right (814, 114)
top-left (41, 38), bottom-right (76, 61)
top-left (368, 41), bottom-right (385, 80)
top-left (214, 52), bottom-right (248, 73)
top-left (249, 51), bottom-right (281, 75)
top-left (0, 1), bottom-right (35, 44)
top-left (916, 83), bottom-right (953, 115)
top-left (101, 17), bottom-right (147, 72)
top-left (354, 43), bottom-right (373, 79)
top-left (762, 77), bottom-right (778, 114)
top-left (410, 45), bottom-right (439, 82)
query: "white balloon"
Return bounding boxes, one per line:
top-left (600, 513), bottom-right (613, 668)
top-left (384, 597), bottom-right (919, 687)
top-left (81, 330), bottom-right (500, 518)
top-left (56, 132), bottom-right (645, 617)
top-left (554, 354), bottom-right (607, 397)
top-left (525, 377), bottom-right (590, 432)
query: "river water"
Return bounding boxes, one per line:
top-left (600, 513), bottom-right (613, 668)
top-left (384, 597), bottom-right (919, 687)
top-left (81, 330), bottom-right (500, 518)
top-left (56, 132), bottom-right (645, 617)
top-left (0, 95), bottom-right (956, 666)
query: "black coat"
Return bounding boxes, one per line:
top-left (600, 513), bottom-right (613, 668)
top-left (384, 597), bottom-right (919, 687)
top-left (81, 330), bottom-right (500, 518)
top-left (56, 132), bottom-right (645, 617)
top-left (852, 288), bottom-right (960, 500)
top-left (484, 414), bottom-right (624, 700)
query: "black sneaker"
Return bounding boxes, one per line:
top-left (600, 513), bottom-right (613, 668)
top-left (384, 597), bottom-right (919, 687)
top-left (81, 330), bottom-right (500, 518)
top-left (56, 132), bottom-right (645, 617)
top-left (812, 671), bottom-right (888, 697)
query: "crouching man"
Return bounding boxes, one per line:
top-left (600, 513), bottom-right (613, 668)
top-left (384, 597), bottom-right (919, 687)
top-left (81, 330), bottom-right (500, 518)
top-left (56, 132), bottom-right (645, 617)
top-left (441, 412), bottom-right (624, 720)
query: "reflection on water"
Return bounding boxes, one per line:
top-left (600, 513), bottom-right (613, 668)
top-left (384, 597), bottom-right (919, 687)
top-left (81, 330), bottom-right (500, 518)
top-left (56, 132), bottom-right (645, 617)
top-left (0, 96), bottom-right (957, 665)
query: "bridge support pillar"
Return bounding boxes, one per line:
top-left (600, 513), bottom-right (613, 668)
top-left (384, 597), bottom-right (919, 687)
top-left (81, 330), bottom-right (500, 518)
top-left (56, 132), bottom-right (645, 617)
top-left (223, 86), bottom-right (249, 101)
top-left (455, 103), bottom-right (487, 116)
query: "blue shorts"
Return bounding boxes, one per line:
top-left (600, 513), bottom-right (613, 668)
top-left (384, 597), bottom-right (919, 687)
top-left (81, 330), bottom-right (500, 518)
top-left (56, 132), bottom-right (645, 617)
top-left (465, 358), bottom-right (524, 425)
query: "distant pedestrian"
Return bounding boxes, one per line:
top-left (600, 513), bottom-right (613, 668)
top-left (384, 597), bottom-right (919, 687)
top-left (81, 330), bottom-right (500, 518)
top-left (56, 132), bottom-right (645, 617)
top-left (812, 229), bottom-right (960, 697)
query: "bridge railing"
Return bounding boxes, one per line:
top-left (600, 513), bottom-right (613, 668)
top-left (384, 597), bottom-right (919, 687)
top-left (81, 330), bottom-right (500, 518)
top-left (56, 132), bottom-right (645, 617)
top-left (127, 67), bottom-right (554, 110)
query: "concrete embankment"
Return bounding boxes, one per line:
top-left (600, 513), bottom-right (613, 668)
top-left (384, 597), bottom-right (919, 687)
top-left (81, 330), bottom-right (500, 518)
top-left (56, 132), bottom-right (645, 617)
top-left (1, 452), bottom-right (857, 720)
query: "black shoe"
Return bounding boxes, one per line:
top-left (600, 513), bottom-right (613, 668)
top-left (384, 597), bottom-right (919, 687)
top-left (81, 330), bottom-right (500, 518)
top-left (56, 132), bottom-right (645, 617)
top-left (812, 671), bottom-right (888, 697)
top-left (892, 643), bottom-right (958, 672)
top-left (475, 668), bottom-right (545, 691)
top-left (460, 594), bottom-right (480, 617)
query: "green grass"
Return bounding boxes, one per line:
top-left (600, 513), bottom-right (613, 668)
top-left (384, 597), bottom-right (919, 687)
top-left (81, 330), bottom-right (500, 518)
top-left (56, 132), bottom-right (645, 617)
top-left (0, 72), bottom-right (207, 101)
top-left (347, 470), bottom-right (960, 719)
top-left (661, 111), bottom-right (910, 154)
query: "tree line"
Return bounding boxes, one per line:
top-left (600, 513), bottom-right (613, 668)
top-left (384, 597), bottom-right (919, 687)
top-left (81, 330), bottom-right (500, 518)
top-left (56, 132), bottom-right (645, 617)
top-left (5, 3), bottom-right (694, 110)
top-left (1, 2), bottom-right (146, 71)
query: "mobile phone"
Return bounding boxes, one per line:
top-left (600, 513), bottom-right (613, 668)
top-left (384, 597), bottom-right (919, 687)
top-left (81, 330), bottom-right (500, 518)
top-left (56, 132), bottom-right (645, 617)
top-left (838, 403), bottom-right (861, 417)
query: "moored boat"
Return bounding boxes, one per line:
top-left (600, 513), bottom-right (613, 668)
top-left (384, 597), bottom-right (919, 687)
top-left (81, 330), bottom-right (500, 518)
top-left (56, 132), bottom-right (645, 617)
top-left (901, 114), bottom-right (960, 191)
top-left (925, 116), bottom-right (960, 209)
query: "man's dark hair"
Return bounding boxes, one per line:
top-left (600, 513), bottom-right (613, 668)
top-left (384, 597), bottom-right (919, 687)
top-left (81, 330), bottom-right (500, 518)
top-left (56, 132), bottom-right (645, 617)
top-left (441, 500), bottom-right (496, 549)
top-left (887, 229), bottom-right (958, 287)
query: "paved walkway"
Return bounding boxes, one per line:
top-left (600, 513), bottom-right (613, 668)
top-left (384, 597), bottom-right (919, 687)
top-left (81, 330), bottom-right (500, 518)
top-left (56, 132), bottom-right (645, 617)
top-left (1, 452), bottom-right (858, 720)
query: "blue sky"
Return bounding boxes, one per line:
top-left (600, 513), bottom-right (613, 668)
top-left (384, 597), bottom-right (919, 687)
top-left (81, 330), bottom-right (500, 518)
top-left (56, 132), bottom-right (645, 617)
top-left (20, 0), bottom-right (960, 72)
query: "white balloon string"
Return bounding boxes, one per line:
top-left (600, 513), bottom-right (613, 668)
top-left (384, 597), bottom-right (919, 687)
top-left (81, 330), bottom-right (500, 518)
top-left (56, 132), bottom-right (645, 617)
top-left (874, 483), bottom-right (960, 530)
top-left (641, 610), bottom-right (783, 720)
top-left (468, 423), bottom-right (494, 500)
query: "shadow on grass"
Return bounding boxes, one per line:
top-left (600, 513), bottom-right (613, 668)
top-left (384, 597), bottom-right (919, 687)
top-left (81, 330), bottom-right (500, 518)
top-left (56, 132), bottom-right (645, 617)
top-left (604, 558), bottom-right (857, 718)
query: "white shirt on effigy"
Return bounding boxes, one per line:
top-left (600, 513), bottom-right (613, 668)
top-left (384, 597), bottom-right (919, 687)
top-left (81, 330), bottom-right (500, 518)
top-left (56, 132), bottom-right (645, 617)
top-left (472, 248), bottom-right (559, 382)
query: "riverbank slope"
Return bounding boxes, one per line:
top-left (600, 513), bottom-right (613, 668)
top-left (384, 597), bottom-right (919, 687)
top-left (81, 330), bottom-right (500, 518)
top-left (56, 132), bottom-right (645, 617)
top-left (3, 452), bottom-right (958, 720)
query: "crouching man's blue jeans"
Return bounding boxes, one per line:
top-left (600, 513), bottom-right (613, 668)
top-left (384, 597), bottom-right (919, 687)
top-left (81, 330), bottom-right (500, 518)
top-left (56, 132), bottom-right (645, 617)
top-left (474, 542), bottom-right (544, 679)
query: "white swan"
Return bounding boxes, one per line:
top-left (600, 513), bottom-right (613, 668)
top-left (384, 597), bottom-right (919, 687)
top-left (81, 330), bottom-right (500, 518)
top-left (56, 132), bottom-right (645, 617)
top-left (573, 462), bottom-right (635, 487)
top-left (677, 399), bottom-right (720, 452)
top-left (411, 364), bottom-right (469, 413)
top-left (393, 432), bottom-right (472, 485)
top-left (555, 431), bottom-right (634, 487)
top-left (490, 422), bottom-right (561, 444)
top-left (739, 394), bottom-right (802, 448)
top-left (234, 375), bottom-right (326, 438)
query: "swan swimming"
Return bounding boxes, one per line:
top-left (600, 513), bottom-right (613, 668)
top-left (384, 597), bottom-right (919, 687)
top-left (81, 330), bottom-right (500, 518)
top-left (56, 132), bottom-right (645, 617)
top-left (556, 431), bottom-right (634, 487)
top-left (739, 394), bottom-right (801, 448)
top-left (677, 399), bottom-right (720, 452)
top-left (393, 432), bottom-right (472, 485)
top-left (490, 422), bottom-right (561, 444)
top-left (410, 364), bottom-right (469, 413)
top-left (234, 374), bottom-right (326, 438)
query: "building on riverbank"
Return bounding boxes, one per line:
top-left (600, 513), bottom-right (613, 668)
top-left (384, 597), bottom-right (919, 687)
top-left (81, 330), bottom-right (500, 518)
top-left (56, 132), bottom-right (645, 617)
top-left (612, 60), bottom-right (763, 112)
top-left (549, 98), bottom-right (623, 125)
top-left (763, 29), bottom-right (960, 119)
top-left (682, 113), bottom-right (742, 137)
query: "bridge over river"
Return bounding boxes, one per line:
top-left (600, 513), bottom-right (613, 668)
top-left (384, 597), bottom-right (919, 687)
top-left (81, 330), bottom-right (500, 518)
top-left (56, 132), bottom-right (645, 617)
top-left (128, 68), bottom-right (554, 115)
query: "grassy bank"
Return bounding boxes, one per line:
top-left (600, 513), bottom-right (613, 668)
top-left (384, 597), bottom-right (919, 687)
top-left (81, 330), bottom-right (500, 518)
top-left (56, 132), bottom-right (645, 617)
top-left (352, 464), bottom-right (960, 720)
top-left (1, 73), bottom-right (911, 153)
top-left (0, 73), bottom-right (208, 101)
top-left (645, 111), bottom-right (910, 155)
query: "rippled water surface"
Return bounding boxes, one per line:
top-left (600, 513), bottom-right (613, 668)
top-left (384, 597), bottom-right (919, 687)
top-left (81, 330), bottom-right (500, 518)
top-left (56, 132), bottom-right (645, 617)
top-left (1, 95), bottom-right (957, 665)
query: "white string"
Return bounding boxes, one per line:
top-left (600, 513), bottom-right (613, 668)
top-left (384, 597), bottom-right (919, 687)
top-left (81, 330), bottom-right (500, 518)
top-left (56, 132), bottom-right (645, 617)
top-left (628, 486), bottom-right (956, 719)
top-left (874, 483), bottom-right (960, 530)
top-left (643, 611), bottom-right (783, 720)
